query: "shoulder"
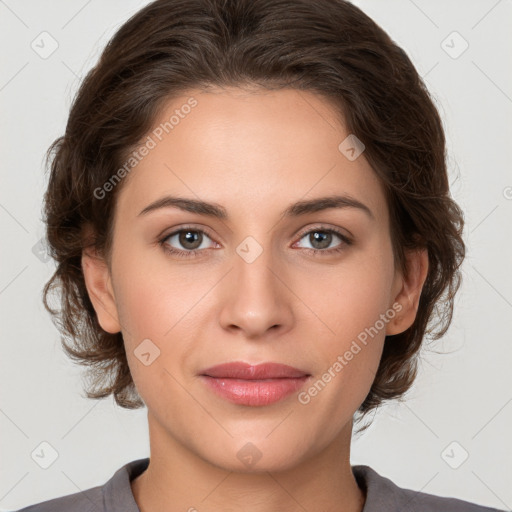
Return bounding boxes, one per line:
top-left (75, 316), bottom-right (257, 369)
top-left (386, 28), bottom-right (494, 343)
top-left (352, 465), bottom-right (506, 512)
top-left (13, 458), bottom-right (149, 512)
top-left (13, 484), bottom-right (103, 512)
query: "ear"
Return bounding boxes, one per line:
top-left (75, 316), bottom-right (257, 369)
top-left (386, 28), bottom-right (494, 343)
top-left (81, 246), bottom-right (121, 334)
top-left (386, 248), bottom-right (429, 336)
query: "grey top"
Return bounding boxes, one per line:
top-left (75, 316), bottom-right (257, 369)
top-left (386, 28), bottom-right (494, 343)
top-left (14, 458), bottom-right (506, 512)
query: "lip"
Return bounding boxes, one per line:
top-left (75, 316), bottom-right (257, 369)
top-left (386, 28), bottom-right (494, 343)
top-left (199, 362), bottom-right (311, 406)
top-left (201, 362), bottom-right (310, 379)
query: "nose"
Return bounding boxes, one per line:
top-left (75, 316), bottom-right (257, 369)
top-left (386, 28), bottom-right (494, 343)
top-left (218, 244), bottom-right (295, 339)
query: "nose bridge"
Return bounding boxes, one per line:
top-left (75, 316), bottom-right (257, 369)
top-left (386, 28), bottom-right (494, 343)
top-left (218, 235), bottom-right (293, 336)
top-left (236, 237), bottom-right (277, 295)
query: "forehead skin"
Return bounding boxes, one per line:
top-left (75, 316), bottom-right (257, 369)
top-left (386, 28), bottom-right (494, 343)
top-left (113, 87), bottom-right (389, 250)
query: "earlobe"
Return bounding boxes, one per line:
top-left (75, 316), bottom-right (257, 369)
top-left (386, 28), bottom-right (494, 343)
top-left (386, 248), bottom-right (429, 336)
top-left (81, 247), bottom-right (122, 334)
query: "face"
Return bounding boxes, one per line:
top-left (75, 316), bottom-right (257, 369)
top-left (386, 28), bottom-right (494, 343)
top-left (83, 87), bottom-right (425, 472)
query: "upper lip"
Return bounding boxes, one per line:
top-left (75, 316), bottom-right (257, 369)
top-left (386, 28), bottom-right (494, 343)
top-left (200, 362), bottom-right (310, 379)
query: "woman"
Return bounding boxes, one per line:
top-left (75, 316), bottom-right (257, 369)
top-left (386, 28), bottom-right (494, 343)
top-left (16, 0), bottom-right (506, 510)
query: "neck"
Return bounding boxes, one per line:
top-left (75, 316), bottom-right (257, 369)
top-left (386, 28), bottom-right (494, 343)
top-left (131, 413), bottom-right (366, 512)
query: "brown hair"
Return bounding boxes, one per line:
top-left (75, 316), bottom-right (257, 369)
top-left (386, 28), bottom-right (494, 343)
top-left (42, 0), bottom-right (465, 425)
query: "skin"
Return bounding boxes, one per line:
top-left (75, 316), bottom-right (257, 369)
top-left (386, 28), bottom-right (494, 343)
top-left (82, 87), bottom-right (428, 512)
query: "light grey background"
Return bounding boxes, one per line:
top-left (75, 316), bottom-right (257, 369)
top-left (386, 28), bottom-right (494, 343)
top-left (1, 0), bottom-right (511, 510)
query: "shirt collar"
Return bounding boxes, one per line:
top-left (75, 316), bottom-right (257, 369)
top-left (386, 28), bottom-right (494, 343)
top-left (352, 464), bottom-right (412, 510)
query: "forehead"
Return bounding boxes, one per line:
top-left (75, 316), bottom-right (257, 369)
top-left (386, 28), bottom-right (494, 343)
top-left (115, 87), bottom-right (387, 223)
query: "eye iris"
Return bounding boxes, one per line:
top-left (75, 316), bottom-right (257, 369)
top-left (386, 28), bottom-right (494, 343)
top-left (311, 231), bottom-right (331, 249)
top-left (179, 230), bottom-right (202, 250)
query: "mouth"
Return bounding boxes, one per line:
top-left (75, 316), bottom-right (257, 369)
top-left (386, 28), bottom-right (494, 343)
top-left (199, 362), bottom-right (311, 406)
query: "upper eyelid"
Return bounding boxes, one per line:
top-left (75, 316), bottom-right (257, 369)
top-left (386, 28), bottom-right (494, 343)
top-left (163, 225), bottom-right (217, 243)
top-left (295, 224), bottom-right (350, 239)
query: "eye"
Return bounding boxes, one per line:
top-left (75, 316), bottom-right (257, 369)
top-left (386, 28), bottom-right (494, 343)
top-left (294, 227), bottom-right (352, 255)
top-left (158, 225), bottom-right (353, 259)
top-left (159, 226), bottom-right (217, 258)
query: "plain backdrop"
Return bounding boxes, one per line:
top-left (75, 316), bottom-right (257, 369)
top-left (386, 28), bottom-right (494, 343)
top-left (1, 0), bottom-right (511, 510)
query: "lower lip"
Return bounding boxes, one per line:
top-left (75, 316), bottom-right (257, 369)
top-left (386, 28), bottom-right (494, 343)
top-left (200, 376), bottom-right (310, 406)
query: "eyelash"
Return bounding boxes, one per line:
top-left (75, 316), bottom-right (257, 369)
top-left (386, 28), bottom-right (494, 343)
top-left (158, 225), bottom-right (353, 259)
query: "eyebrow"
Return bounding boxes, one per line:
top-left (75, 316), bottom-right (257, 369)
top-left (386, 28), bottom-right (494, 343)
top-left (137, 194), bottom-right (374, 220)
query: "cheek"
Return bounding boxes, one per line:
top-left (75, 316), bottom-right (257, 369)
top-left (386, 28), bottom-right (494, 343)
top-left (111, 243), bottom-right (208, 338)
top-left (313, 250), bottom-right (395, 342)
top-left (296, 266), bottom-right (393, 427)
top-left (306, 246), bottom-right (396, 393)
top-left (111, 256), bottom-right (203, 404)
